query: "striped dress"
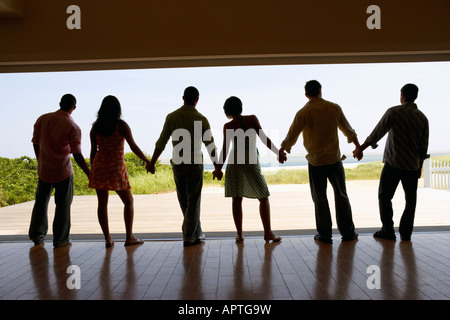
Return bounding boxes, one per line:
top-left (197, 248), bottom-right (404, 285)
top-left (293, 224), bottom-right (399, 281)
top-left (225, 116), bottom-right (270, 199)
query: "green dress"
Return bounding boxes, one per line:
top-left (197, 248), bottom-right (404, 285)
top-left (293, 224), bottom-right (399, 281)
top-left (225, 116), bottom-right (270, 199)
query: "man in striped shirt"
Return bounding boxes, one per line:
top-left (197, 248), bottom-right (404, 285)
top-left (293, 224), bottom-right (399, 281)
top-left (354, 83), bottom-right (429, 241)
top-left (147, 86), bottom-right (220, 247)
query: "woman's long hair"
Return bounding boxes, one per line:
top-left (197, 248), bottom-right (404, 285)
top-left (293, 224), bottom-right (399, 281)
top-left (93, 95), bottom-right (122, 136)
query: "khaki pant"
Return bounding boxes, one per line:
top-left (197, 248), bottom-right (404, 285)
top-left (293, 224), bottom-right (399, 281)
top-left (172, 164), bottom-right (204, 243)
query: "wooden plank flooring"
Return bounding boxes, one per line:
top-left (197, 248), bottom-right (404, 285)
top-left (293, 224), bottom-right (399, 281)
top-left (0, 233), bottom-right (449, 301)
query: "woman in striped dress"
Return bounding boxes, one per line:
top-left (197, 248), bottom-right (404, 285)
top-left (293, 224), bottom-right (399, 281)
top-left (214, 96), bottom-right (286, 243)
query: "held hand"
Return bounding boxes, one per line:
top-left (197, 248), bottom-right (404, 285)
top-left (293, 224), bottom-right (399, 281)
top-left (212, 169), bottom-right (223, 181)
top-left (278, 149), bottom-right (287, 164)
top-left (146, 162), bottom-right (156, 174)
top-left (353, 148), bottom-right (363, 161)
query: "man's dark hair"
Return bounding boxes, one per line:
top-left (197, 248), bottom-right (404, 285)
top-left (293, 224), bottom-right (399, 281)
top-left (304, 80), bottom-right (322, 97)
top-left (223, 96), bottom-right (243, 117)
top-left (183, 86), bottom-right (200, 105)
top-left (401, 83), bottom-right (419, 102)
top-left (59, 94), bottom-right (76, 111)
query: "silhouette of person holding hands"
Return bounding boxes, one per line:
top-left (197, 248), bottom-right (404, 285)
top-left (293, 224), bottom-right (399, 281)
top-left (89, 95), bottom-right (149, 247)
top-left (147, 86), bottom-right (221, 247)
top-left (213, 96), bottom-right (285, 243)
top-left (354, 84), bottom-right (429, 241)
top-left (280, 80), bottom-right (360, 243)
top-left (29, 93), bottom-right (90, 248)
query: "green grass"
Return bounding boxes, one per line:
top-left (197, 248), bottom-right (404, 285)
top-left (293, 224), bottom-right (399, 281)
top-left (128, 167), bottom-right (225, 195)
top-left (0, 153), bottom-right (226, 206)
top-left (0, 156), bottom-right (39, 206)
top-left (1, 153), bottom-right (448, 207)
top-left (344, 161), bottom-right (385, 180)
top-left (262, 161), bottom-right (385, 185)
top-left (264, 169), bottom-right (309, 185)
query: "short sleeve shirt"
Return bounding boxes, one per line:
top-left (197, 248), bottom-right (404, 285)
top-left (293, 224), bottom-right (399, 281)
top-left (32, 109), bottom-right (82, 183)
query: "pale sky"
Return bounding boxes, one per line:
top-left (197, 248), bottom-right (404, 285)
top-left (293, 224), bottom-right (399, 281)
top-left (0, 61), bottom-right (449, 160)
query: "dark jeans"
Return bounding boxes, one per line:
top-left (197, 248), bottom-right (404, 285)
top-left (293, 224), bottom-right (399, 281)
top-left (29, 175), bottom-right (74, 247)
top-left (378, 162), bottom-right (419, 237)
top-left (308, 161), bottom-right (356, 239)
top-left (172, 164), bottom-right (204, 242)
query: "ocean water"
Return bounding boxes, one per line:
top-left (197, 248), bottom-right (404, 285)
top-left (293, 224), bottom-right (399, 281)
top-left (163, 153), bottom-right (447, 171)
top-left (202, 153), bottom-right (384, 171)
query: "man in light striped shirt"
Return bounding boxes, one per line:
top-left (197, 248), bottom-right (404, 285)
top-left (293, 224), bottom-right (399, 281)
top-left (147, 86), bottom-right (220, 247)
top-left (354, 83), bottom-right (429, 241)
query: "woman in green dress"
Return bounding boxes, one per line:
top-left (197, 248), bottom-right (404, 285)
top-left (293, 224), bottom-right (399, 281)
top-left (214, 96), bottom-right (286, 243)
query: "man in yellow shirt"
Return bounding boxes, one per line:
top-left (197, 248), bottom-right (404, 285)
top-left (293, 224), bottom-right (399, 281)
top-left (280, 80), bottom-right (360, 243)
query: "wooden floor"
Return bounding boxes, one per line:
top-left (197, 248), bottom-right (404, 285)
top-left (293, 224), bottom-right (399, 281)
top-left (0, 232), bottom-right (449, 301)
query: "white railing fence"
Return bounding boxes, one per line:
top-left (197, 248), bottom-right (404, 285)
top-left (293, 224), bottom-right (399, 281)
top-left (423, 159), bottom-right (450, 191)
